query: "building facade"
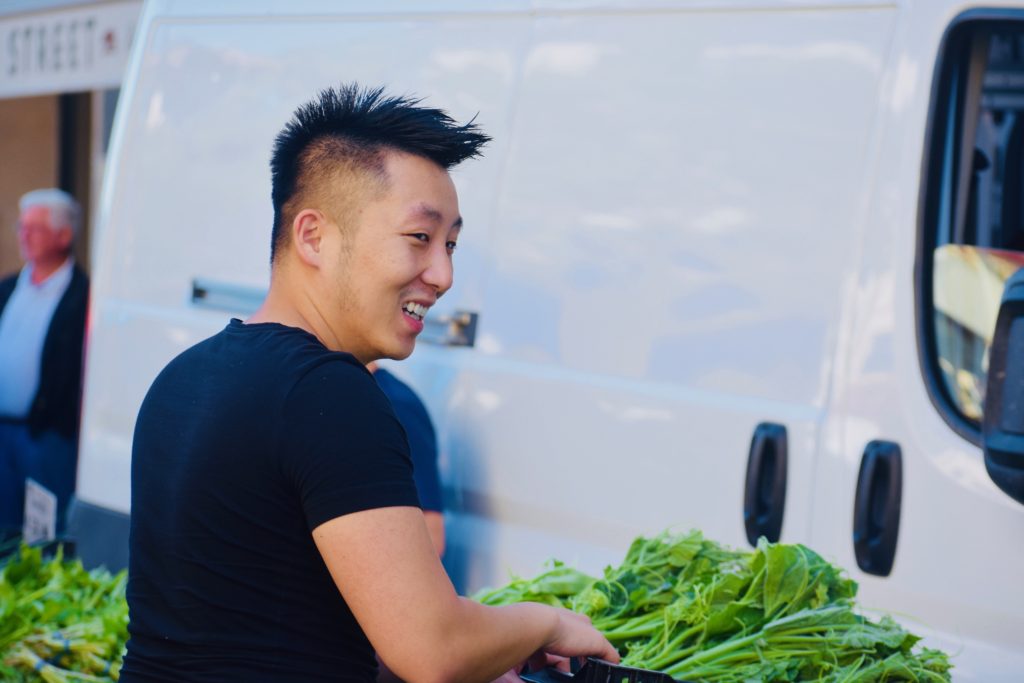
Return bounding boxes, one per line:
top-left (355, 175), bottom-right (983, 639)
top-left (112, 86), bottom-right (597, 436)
top-left (0, 0), bottom-right (140, 276)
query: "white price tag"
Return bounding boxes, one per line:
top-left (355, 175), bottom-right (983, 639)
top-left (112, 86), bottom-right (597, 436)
top-left (23, 478), bottom-right (57, 544)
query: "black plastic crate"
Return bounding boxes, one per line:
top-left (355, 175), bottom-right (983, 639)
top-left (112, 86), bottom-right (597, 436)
top-left (520, 657), bottom-right (688, 683)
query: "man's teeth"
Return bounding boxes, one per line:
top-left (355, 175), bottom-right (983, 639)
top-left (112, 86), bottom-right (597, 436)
top-left (403, 302), bottom-right (427, 321)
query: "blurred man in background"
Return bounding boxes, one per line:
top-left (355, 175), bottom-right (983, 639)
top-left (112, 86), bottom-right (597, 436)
top-left (369, 363), bottom-right (446, 556)
top-left (0, 188), bottom-right (89, 538)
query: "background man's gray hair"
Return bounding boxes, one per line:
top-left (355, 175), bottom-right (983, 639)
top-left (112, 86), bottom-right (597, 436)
top-left (19, 188), bottom-right (81, 237)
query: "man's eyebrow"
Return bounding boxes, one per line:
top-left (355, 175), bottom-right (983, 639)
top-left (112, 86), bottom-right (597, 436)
top-left (409, 203), bottom-right (442, 223)
top-left (409, 203), bottom-right (463, 229)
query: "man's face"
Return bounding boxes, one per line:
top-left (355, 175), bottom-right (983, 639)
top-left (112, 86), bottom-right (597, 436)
top-left (323, 151), bottom-right (462, 362)
top-left (18, 205), bottom-right (72, 265)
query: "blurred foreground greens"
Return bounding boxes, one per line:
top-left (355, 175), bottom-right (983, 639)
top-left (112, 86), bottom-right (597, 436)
top-left (1, 544), bottom-right (127, 682)
top-left (476, 531), bottom-right (952, 682)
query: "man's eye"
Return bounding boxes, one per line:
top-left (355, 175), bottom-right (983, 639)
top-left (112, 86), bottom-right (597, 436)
top-left (409, 233), bottom-right (429, 243)
top-left (446, 241), bottom-right (458, 253)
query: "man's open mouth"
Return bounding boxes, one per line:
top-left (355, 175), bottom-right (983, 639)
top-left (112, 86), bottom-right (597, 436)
top-left (402, 302), bottom-right (428, 322)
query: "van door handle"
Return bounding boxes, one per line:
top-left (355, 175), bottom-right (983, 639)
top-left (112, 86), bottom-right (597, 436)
top-left (419, 310), bottom-right (478, 347)
top-left (853, 440), bottom-right (902, 577)
top-left (191, 278), bottom-right (264, 315)
top-left (743, 422), bottom-right (787, 546)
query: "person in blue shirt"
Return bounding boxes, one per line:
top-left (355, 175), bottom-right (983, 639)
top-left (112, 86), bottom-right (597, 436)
top-left (0, 188), bottom-right (88, 538)
top-left (370, 364), bottom-right (445, 556)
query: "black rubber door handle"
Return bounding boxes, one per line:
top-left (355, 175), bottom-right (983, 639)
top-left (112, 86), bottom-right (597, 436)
top-left (743, 423), bottom-right (788, 546)
top-left (852, 440), bottom-right (903, 577)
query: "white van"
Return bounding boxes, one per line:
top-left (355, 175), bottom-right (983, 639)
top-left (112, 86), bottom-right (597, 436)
top-left (73, 0), bottom-right (1024, 679)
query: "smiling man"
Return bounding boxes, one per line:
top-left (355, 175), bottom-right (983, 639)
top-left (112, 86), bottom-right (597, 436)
top-left (120, 85), bottom-right (617, 683)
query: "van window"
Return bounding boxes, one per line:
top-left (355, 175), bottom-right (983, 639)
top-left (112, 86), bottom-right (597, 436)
top-left (922, 15), bottom-right (1024, 440)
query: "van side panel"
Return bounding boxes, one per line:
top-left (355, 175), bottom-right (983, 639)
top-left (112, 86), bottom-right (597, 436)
top-left (811, 2), bottom-right (1024, 678)
top-left (408, 7), bottom-right (896, 587)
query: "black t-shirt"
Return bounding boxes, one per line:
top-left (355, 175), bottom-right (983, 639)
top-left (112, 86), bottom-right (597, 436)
top-left (120, 319), bottom-right (420, 683)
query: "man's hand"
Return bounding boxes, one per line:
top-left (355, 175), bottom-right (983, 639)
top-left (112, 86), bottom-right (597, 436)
top-left (539, 608), bottom-right (620, 664)
top-left (491, 669), bottom-right (525, 683)
top-left (524, 652), bottom-right (572, 676)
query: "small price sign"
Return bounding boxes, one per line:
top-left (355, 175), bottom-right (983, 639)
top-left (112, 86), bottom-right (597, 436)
top-left (23, 478), bottom-right (57, 544)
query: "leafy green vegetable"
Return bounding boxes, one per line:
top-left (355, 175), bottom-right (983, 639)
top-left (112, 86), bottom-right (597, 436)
top-left (1, 544), bottom-right (128, 682)
top-left (475, 560), bottom-right (596, 609)
top-left (474, 531), bottom-right (952, 682)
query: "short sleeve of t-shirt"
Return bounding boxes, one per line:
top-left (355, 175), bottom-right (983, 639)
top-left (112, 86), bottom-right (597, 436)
top-left (280, 358), bottom-right (421, 531)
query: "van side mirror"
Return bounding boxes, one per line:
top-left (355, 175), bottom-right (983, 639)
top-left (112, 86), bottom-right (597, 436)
top-left (983, 268), bottom-right (1024, 505)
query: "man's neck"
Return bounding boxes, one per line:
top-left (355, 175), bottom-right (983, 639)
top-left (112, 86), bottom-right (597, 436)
top-left (30, 255), bottom-right (70, 285)
top-left (248, 282), bottom-right (333, 346)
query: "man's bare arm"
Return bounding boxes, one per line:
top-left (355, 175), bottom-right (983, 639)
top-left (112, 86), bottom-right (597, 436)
top-left (314, 506), bottom-right (617, 683)
top-left (423, 510), bottom-right (445, 557)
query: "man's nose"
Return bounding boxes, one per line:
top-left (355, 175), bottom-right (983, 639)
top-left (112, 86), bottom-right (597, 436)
top-left (422, 246), bottom-right (454, 297)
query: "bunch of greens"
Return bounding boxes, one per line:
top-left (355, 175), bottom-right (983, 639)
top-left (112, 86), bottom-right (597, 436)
top-left (476, 530), bottom-right (952, 682)
top-left (0, 544), bottom-right (128, 683)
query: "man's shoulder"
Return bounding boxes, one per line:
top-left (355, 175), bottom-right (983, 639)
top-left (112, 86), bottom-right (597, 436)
top-left (182, 322), bottom-right (374, 401)
top-left (139, 326), bottom-right (364, 427)
top-left (282, 356), bottom-right (398, 439)
top-left (69, 263), bottom-right (89, 292)
top-left (52, 264), bottom-right (89, 320)
top-left (162, 322), bottom-right (344, 376)
top-left (289, 354), bottom-right (377, 403)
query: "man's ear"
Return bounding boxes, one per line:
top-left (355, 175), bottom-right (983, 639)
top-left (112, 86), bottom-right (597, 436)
top-left (291, 209), bottom-right (327, 267)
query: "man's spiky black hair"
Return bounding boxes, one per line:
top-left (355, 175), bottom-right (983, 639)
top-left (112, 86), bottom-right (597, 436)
top-left (269, 83), bottom-right (490, 262)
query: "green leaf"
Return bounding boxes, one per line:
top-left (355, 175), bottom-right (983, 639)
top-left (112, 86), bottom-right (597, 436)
top-left (835, 615), bottom-right (912, 652)
top-left (665, 531), bottom-right (704, 567)
top-left (762, 543), bottom-right (810, 617)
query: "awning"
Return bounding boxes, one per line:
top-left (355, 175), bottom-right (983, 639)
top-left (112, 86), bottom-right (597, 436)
top-left (0, 0), bottom-right (140, 100)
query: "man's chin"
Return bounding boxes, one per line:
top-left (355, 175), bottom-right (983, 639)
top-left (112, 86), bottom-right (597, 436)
top-left (380, 342), bottom-right (416, 362)
top-left (391, 348), bottom-right (415, 361)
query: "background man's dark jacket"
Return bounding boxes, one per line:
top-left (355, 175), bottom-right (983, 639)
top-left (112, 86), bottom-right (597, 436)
top-left (0, 264), bottom-right (89, 439)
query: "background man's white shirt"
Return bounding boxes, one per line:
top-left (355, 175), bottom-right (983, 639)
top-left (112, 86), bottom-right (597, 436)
top-left (0, 258), bottom-right (74, 418)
